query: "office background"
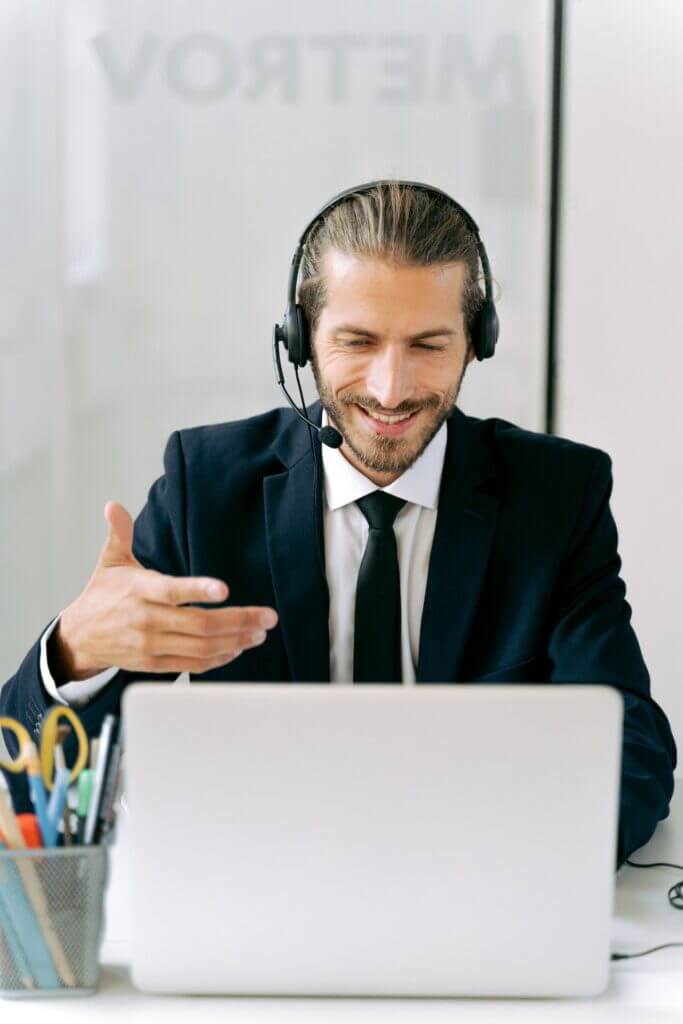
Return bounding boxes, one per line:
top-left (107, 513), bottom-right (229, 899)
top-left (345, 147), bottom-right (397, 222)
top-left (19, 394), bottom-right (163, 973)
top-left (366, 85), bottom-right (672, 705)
top-left (1, 1), bottom-right (681, 758)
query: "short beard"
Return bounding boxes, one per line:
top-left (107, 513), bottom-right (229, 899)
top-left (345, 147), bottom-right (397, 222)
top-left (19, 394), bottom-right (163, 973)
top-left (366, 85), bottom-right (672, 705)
top-left (308, 343), bottom-right (470, 476)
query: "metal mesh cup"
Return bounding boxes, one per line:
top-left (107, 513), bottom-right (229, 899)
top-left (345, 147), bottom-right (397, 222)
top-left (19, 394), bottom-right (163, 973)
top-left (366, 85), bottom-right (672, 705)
top-left (0, 844), bottom-right (109, 997)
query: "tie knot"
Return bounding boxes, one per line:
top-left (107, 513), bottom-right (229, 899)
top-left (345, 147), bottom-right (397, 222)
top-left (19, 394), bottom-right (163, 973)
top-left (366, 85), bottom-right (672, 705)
top-left (356, 491), bottom-right (406, 531)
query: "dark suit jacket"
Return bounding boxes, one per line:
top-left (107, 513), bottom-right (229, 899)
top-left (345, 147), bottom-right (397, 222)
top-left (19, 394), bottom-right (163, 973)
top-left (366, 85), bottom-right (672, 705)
top-left (1, 401), bottom-right (677, 868)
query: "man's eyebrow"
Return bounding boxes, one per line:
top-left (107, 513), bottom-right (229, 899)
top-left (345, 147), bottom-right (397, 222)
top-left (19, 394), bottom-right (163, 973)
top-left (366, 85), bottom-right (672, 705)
top-left (331, 324), bottom-right (457, 340)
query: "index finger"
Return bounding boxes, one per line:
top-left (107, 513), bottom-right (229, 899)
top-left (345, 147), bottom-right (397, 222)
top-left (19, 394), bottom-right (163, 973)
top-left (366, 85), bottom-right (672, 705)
top-left (143, 603), bottom-right (279, 637)
top-left (140, 572), bottom-right (229, 606)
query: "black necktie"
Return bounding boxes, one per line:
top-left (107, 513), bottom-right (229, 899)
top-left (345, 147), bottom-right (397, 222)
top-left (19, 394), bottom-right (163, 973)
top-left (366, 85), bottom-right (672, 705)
top-left (353, 491), bottom-right (406, 683)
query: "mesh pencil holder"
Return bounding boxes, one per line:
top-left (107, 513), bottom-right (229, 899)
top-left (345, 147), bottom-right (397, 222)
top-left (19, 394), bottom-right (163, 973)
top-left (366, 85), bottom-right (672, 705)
top-left (0, 843), bottom-right (110, 998)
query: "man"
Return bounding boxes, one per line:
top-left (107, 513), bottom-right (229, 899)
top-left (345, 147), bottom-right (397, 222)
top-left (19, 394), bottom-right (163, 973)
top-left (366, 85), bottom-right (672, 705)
top-left (0, 181), bottom-right (677, 868)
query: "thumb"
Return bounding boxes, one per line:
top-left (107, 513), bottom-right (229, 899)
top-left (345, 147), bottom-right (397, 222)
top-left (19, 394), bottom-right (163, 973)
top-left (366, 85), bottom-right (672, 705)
top-left (97, 500), bottom-right (138, 568)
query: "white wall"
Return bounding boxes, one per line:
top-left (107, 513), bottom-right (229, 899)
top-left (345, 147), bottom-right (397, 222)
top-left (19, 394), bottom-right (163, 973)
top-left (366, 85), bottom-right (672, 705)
top-left (557, 0), bottom-right (683, 747)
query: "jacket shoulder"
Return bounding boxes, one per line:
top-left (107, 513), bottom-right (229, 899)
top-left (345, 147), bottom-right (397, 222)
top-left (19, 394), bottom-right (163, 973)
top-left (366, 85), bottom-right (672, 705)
top-left (477, 414), bottom-right (613, 481)
top-left (172, 405), bottom-right (293, 472)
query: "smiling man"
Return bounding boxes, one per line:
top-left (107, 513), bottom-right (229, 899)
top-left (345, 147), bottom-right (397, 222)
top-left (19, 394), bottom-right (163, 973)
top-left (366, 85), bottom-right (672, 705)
top-left (0, 179), bottom-right (677, 871)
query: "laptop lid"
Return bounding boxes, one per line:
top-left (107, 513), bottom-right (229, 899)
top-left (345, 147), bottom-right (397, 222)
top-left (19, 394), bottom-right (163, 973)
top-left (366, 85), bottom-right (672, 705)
top-left (121, 682), bottom-right (623, 997)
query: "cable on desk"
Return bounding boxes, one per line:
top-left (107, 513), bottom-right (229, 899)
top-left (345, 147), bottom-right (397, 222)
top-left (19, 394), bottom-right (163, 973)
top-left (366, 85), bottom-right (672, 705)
top-left (625, 858), bottom-right (683, 869)
top-left (611, 942), bottom-right (683, 961)
top-left (610, 857), bottom-right (683, 960)
top-left (624, 858), bottom-right (683, 910)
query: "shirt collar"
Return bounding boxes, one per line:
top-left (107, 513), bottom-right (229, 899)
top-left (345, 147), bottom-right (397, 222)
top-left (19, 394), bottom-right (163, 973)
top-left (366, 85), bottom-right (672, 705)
top-left (320, 406), bottom-right (448, 511)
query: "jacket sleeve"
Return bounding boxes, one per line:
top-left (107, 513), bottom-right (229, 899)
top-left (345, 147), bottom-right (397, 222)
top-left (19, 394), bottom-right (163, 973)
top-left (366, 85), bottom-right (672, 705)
top-left (546, 449), bottom-right (677, 870)
top-left (0, 431), bottom-right (189, 813)
top-left (40, 614), bottom-right (122, 706)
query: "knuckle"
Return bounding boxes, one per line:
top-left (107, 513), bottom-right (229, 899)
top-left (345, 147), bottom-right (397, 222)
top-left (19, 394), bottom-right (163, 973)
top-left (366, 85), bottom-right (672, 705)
top-left (136, 631), bottom-right (155, 655)
top-left (129, 606), bottom-right (150, 631)
top-left (130, 629), bottom-right (145, 652)
top-left (139, 608), bottom-right (155, 631)
top-left (195, 637), bottom-right (214, 658)
top-left (199, 611), bottom-right (216, 634)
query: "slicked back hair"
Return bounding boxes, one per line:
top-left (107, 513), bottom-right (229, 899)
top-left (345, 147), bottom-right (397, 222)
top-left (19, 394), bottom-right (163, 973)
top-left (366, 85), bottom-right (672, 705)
top-left (298, 179), bottom-right (485, 347)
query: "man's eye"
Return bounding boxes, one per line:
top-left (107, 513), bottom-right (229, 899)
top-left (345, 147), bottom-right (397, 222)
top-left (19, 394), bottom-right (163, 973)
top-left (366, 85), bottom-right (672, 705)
top-left (344, 340), bottom-right (444, 351)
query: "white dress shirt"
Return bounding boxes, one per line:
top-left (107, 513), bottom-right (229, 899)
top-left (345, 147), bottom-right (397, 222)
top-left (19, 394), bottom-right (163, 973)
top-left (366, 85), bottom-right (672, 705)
top-left (321, 408), bottom-right (446, 684)
top-left (40, 408), bottom-right (448, 705)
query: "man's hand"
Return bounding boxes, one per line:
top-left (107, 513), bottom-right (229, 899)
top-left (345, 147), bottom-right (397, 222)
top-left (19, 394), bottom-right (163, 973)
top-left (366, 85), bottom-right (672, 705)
top-left (50, 501), bottom-right (278, 682)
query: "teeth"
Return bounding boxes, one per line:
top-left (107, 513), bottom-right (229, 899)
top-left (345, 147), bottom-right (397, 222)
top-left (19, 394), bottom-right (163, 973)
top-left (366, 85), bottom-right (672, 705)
top-left (362, 408), bottom-right (414, 424)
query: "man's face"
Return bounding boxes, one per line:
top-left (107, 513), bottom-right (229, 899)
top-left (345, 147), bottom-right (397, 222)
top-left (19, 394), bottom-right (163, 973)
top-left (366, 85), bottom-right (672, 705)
top-left (309, 249), bottom-right (475, 486)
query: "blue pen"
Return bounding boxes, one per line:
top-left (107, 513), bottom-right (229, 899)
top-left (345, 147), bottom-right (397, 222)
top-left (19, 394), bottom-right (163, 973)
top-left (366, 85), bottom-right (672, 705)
top-left (0, 840), bottom-right (60, 989)
top-left (0, 861), bottom-right (34, 988)
top-left (45, 767), bottom-right (71, 848)
top-left (22, 742), bottom-right (51, 847)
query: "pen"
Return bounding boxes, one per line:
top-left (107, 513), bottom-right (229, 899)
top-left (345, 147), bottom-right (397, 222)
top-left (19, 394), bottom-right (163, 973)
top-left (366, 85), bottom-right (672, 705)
top-left (76, 770), bottom-right (94, 845)
top-left (94, 736), bottom-right (122, 843)
top-left (1, 815), bottom-right (42, 851)
top-left (0, 790), bottom-right (71, 986)
top-left (54, 726), bottom-right (73, 846)
top-left (16, 814), bottom-right (42, 849)
top-left (0, 885), bottom-right (34, 988)
top-left (84, 715), bottom-right (119, 845)
top-left (62, 800), bottom-right (73, 848)
top-left (0, 840), bottom-right (41, 989)
top-left (22, 741), bottom-right (50, 847)
top-left (45, 768), bottom-right (71, 848)
top-left (47, 737), bottom-right (71, 842)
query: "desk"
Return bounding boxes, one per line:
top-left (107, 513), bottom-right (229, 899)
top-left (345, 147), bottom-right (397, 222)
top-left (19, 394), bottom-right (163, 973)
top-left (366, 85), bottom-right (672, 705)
top-left (6, 779), bottom-right (683, 1020)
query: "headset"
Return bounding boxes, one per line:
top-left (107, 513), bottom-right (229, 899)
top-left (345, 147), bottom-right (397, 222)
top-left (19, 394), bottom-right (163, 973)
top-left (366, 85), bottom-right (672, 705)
top-left (273, 178), bottom-right (499, 421)
top-left (271, 178), bottom-right (497, 616)
top-left (271, 178), bottom-right (499, 565)
top-left (269, 183), bottom-right (680, 872)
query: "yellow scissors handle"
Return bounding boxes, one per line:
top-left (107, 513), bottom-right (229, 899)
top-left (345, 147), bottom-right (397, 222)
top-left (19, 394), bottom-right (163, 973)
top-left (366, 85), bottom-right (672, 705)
top-left (0, 707), bottom-right (89, 790)
top-left (0, 717), bottom-right (33, 773)
top-left (39, 706), bottom-right (89, 790)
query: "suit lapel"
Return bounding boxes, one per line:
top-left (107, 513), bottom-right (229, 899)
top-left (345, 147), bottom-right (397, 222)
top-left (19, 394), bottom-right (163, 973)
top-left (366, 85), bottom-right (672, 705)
top-left (264, 401), bottom-right (331, 682)
top-left (416, 409), bottom-right (500, 683)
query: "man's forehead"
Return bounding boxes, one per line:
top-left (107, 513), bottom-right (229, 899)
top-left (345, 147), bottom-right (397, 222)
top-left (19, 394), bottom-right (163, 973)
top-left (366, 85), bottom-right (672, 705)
top-left (318, 249), bottom-right (466, 330)
top-left (320, 248), bottom-right (466, 288)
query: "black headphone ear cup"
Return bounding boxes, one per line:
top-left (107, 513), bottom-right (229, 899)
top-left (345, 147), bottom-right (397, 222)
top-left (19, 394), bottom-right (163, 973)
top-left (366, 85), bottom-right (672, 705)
top-left (471, 300), bottom-right (499, 361)
top-left (287, 304), bottom-right (310, 368)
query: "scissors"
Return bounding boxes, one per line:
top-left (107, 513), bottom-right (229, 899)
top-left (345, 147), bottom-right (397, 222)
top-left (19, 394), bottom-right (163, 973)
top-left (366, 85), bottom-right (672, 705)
top-left (0, 706), bottom-right (89, 847)
top-left (0, 706), bottom-right (89, 791)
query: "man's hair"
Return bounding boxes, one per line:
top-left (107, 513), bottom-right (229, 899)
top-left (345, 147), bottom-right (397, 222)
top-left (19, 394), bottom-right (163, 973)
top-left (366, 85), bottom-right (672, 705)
top-left (298, 179), bottom-right (486, 346)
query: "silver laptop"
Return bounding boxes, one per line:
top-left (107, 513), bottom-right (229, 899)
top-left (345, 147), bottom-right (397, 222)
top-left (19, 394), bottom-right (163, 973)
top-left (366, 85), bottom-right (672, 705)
top-left (121, 682), bottom-right (623, 998)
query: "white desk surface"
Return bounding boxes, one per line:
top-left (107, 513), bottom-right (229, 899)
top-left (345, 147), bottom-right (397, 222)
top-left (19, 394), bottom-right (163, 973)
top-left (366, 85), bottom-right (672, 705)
top-left (5, 778), bottom-right (683, 1021)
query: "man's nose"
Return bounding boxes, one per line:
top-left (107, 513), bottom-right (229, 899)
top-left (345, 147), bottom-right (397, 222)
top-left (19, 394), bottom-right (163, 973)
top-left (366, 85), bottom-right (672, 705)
top-left (365, 345), bottom-right (413, 410)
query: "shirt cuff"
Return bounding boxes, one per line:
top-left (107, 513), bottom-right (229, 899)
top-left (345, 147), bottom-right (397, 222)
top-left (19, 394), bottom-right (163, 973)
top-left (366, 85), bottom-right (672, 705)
top-left (40, 614), bottom-right (120, 707)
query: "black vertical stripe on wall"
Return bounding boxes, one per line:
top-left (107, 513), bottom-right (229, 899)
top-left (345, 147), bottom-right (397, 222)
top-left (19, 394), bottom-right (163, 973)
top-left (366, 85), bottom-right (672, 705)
top-left (545, 0), bottom-right (565, 435)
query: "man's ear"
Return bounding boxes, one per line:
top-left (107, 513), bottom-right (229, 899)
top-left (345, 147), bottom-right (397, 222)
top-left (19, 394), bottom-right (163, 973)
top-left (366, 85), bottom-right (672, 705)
top-left (466, 342), bottom-right (476, 365)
